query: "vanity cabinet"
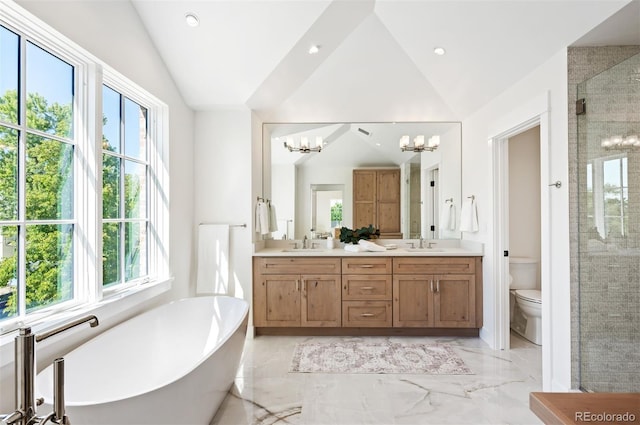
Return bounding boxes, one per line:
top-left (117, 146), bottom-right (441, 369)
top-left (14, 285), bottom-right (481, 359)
top-left (393, 258), bottom-right (478, 328)
top-left (253, 254), bottom-right (482, 335)
top-left (253, 257), bottom-right (342, 327)
top-left (341, 258), bottom-right (392, 327)
top-left (353, 169), bottom-right (402, 238)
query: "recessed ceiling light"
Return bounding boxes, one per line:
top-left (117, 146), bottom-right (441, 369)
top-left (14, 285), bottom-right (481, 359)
top-left (185, 13), bottom-right (200, 27)
top-left (433, 47), bottom-right (446, 56)
top-left (308, 45), bottom-right (321, 55)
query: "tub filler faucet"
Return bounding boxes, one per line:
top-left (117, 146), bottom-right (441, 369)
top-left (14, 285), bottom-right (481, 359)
top-left (1, 315), bottom-right (99, 425)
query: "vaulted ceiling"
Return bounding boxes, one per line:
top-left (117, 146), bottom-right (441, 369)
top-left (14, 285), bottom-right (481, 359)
top-left (131, 0), bottom-right (640, 119)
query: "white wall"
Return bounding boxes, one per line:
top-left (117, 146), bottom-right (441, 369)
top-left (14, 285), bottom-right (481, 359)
top-left (194, 109), bottom-right (253, 303)
top-left (271, 164), bottom-right (296, 240)
top-left (509, 126), bottom-right (542, 288)
top-left (462, 49), bottom-right (570, 391)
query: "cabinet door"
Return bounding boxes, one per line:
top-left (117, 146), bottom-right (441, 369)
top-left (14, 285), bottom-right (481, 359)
top-left (353, 170), bottom-right (377, 228)
top-left (433, 274), bottom-right (476, 328)
top-left (393, 275), bottom-right (434, 327)
top-left (377, 169), bottom-right (401, 236)
top-left (301, 275), bottom-right (342, 327)
top-left (256, 274), bottom-right (301, 327)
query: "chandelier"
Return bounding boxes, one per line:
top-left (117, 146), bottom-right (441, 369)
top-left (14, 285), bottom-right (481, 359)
top-left (283, 136), bottom-right (322, 153)
top-left (399, 135), bottom-right (440, 152)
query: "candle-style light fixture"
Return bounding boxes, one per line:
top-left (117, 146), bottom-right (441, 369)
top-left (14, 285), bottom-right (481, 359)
top-left (601, 134), bottom-right (639, 149)
top-left (283, 136), bottom-right (323, 153)
top-left (399, 135), bottom-right (440, 152)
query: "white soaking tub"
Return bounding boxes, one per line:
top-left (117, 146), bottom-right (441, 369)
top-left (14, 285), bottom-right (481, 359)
top-left (36, 296), bottom-right (249, 425)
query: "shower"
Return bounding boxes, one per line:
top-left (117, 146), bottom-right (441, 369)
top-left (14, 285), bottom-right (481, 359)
top-left (576, 51), bottom-right (640, 392)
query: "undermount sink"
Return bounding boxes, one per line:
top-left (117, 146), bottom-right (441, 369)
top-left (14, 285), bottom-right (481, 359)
top-left (281, 248), bottom-right (326, 252)
top-left (404, 248), bottom-right (446, 252)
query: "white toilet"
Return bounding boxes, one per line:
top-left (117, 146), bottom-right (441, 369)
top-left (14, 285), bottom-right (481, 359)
top-left (509, 257), bottom-right (542, 345)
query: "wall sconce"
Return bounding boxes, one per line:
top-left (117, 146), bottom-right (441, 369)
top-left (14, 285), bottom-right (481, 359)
top-left (601, 134), bottom-right (639, 149)
top-left (399, 135), bottom-right (440, 152)
top-left (283, 136), bottom-right (322, 153)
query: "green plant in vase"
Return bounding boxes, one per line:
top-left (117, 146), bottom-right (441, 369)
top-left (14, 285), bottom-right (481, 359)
top-left (339, 225), bottom-right (380, 244)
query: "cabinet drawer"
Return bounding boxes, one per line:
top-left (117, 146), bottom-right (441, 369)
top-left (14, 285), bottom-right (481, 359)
top-left (342, 275), bottom-right (392, 300)
top-left (342, 257), bottom-right (392, 274)
top-left (256, 257), bottom-right (341, 274)
top-left (342, 301), bottom-right (392, 327)
top-left (393, 257), bottom-right (475, 275)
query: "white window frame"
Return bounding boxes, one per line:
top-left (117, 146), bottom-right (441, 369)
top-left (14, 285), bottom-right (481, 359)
top-left (0, 2), bottom-right (170, 335)
top-left (588, 153), bottom-right (628, 240)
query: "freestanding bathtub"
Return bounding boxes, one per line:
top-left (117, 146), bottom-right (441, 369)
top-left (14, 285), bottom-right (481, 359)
top-left (35, 296), bottom-right (249, 425)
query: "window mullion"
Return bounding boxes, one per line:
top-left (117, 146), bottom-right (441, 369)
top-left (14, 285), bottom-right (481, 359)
top-left (16, 33), bottom-right (27, 320)
top-left (119, 94), bottom-right (126, 284)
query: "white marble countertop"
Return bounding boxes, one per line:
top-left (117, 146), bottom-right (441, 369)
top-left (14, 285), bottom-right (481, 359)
top-left (253, 239), bottom-right (484, 257)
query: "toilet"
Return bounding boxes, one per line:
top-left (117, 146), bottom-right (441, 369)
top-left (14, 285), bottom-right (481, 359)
top-left (509, 257), bottom-right (542, 345)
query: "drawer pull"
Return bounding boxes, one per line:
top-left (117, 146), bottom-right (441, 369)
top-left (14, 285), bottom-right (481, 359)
top-left (430, 280), bottom-right (434, 292)
top-left (358, 264), bottom-right (374, 268)
top-left (296, 280), bottom-right (300, 291)
top-left (360, 286), bottom-right (374, 290)
top-left (360, 313), bottom-right (374, 317)
top-left (436, 280), bottom-right (440, 292)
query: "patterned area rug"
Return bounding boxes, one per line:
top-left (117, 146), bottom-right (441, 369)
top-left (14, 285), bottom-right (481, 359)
top-left (289, 341), bottom-right (473, 374)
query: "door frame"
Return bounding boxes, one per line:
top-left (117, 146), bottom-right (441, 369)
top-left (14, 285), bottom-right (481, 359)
top-left (489, 92), bottom-right (552, 389)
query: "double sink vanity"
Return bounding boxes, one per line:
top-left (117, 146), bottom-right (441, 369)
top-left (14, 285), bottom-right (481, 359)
top-left (252, 240), bottom-right (483, 336)
top-left (258, 121), bottom-right (479, 336)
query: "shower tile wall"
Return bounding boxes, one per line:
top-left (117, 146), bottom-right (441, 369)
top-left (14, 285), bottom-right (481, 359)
top-left (568, 46), bottom-right (640, 392)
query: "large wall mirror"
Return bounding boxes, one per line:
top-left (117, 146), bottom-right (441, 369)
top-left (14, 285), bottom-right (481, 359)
top-left (262, 122), bottom-right (462, 240)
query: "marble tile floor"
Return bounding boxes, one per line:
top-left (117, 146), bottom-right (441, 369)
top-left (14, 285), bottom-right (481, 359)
top-left (211, 332), bottom-right (542, 425)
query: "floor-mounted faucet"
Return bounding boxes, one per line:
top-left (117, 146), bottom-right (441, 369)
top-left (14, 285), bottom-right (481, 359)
top-left (1, 315), bottom-right (99, 425)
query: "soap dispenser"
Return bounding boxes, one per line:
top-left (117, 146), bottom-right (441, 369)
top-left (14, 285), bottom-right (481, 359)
top-left (326, 234), bottom-right (334, 249)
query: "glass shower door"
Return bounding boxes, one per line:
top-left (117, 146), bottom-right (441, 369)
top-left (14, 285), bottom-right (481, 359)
top-left (576, 52), bottom-right (640, 392)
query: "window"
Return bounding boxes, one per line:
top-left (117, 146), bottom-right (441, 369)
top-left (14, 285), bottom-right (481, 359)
top-left (102, 86), bottom-right (149, 287)
top-left (0, 7), bottom-right (168, 330)
top-left (587, 154), bottom-right (629, 240)
top-left (1, 26), bottom-right (75, 320)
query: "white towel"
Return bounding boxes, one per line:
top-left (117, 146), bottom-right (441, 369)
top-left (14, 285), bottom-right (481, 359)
top-left (358, 239), bottom-right (386, 252)
top-left (344, 244), bottom-right (363, 252)
top-left (255, 201), bottom-right (270, 235)
top-left (440, 204), bottom-right (456, 231)
top-left (460, 198), bottom-right (479, 232)
top-left (196, 224), bottom-right (230, 295)
top-left (268, 203), bottom-right (278, 232)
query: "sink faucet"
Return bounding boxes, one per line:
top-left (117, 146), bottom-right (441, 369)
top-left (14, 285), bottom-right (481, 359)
top-left (427, 241), bottom-right (437, 249)
top-left (419, 237), bottom-right (425, 248)
top-left (302, 235), bottom-right (309, 249)
top-left (1, 315), bottom-right (99, 425)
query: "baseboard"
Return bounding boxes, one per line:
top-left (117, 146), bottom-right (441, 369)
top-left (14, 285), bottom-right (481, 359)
top-left (255, 327), bottom-right (480, 337)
